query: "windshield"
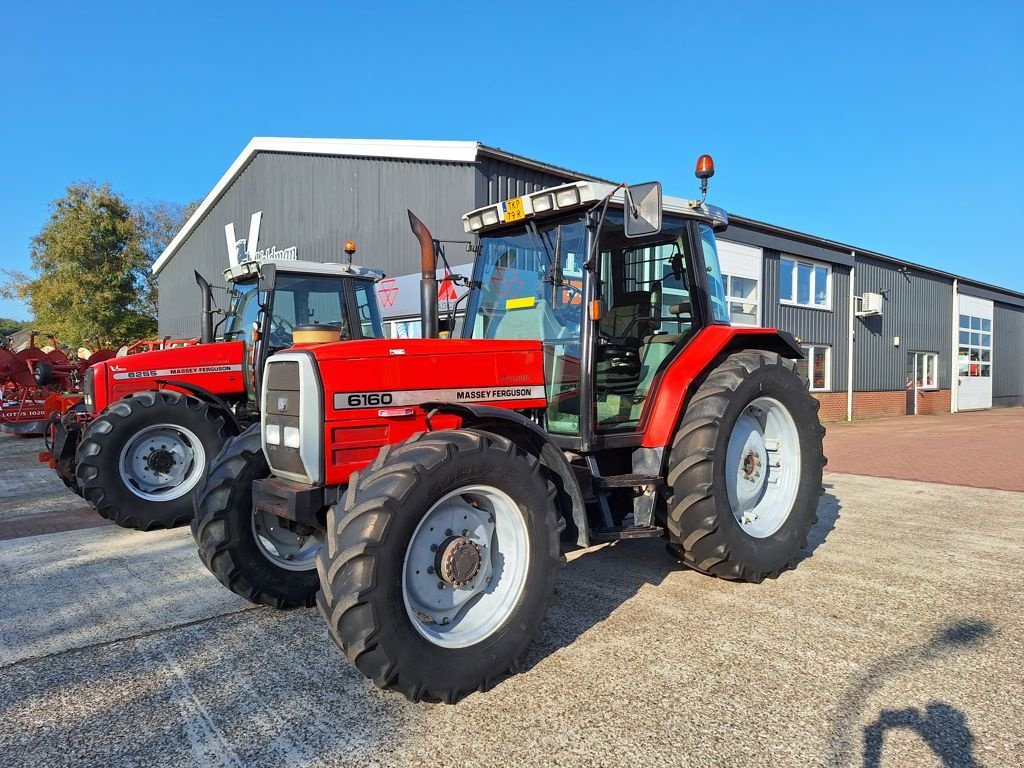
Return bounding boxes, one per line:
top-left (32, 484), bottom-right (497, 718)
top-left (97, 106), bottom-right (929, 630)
top-left (225, 273), bottom-right (383, 349)
top-left (698, 224), bottom-right (730, 324)
top-left (224, 280), bottom-right (260, 344)
top-left (464, 215), bottom-right (587, 341)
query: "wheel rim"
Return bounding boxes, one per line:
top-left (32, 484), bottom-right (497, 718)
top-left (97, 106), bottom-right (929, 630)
top-left (118, 423), bottom-right (206, 502)
top-left (251, 509), bottom-right (322, 572)
top-left (402, 484), bottom-right (530, 649)
top-left (725, 396), bottom-right (802, 539)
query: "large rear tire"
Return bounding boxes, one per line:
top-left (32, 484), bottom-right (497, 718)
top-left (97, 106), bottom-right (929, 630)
top-left (666, 350), bottom-right (826, 582)
top-left (316, 429), bottom-right (563, 703)
top-left (76, 390), bottom-right (230, 530)
top-left (192, 424), bottom-right (321, 609)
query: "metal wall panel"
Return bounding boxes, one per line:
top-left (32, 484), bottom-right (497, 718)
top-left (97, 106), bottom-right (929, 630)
top-left (475, 157), bottom-right (573, 204)
top-left (852, 255), bottom-right (953, 391)
top-left (762, 249), bottom-right (850, 391)
top-left (158, 153), bottom-right (480, 337)
top-left (993, 303), bottom-right (1024, 407)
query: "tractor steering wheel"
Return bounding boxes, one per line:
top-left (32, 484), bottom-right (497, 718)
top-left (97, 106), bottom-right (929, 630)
top-left (269, 315), bottom-right (295, 347)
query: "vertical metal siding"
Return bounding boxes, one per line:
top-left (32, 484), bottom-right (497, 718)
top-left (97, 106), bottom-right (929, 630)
top-left (762, 249), bottom-right (849, 391)
top-left (852, 255), bottom-right (953, 390)
top-left (158, 153), bottom-right (480, 337)
top-left (993, 303), bottom-right (1024, 407)
top-left (475, 158), bottom-right (573, 205)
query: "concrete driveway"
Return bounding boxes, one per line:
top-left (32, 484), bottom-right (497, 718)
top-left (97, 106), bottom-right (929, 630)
top-left (1, 473), bottom-right (1022, 767)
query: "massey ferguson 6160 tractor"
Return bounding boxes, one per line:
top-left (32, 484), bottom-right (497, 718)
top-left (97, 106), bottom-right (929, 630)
top-left (193, 157), bottom-right (825, 702)
top-left (55, 250), bottom-right (385, 531)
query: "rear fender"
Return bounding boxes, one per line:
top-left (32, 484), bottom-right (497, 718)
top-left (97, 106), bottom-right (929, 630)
top-left (640, 326), bottom-right (804, 451)
top-left (423, 402), bottom-right (589, 548)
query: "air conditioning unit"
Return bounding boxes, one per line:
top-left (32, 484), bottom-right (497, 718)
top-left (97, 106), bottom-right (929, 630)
top-left (857, 292), bottom-right (884, 317)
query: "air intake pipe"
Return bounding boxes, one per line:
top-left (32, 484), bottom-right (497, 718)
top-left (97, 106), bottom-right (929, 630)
top-left (194, 271), bottom-right (214, 344)
top-left (408, 210), bottom-right (438, 338)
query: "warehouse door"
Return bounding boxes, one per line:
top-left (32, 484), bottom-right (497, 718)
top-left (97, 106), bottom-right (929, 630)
top-left (957, 295), bottom-right (994, 410)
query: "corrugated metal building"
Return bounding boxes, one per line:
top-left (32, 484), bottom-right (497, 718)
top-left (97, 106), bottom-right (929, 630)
top-left (154, 138), bottom-right (1024, 421)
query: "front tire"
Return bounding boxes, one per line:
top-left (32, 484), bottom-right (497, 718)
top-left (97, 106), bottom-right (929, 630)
top-left (76, 390), bottom-right (230, 530)
top-left (192, 424), bottom-right (322, 609)
top-left (316, 429), bottom-right (562, 703)
top-left (666, 350), bottom-right (826, 582)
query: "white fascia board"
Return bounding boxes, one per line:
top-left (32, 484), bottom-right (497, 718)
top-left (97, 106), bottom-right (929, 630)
top-left (152, 138), bottom-right (481, 275)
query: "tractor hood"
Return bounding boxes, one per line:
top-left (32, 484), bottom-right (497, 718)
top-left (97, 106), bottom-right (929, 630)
top-left (89, 341), bottom-right (247, 412)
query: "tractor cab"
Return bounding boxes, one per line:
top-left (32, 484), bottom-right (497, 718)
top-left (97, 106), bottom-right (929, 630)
top-left (462, 175), bottom-right (730, 447)
top-left (218, 258), bottom-right (385, 400)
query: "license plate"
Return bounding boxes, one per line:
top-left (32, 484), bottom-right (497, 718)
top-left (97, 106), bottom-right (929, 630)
top-left (503, 197), bottom-right (525, 222)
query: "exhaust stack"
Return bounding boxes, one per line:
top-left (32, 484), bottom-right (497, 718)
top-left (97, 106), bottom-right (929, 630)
top-left (194, 271), bottom-right (214, 344)
top-left (408, 210), bottom-right (438, 338)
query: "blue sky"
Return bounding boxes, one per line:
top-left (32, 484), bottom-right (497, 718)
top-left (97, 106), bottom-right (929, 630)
top-left (1, 1), bottom-right (1021, 320)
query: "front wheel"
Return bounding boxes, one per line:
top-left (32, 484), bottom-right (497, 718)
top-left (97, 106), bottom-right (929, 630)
top-left (76, 390), bottom-right (230, 530)
top-left (666, 350), bottom-right (826, 582)
top-left (316, 429), bottom-right (562, 703)
top-left (192, 424), bottom-right (322, 609)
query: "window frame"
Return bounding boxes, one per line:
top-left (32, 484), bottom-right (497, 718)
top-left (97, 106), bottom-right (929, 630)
top-left (957, 314), bottom-right (993, 379)
top-left (799, 344), bottom-right (831, 392)
top-left (722, 272), bottom-right (760, 326)
top-left (911, 351), bottom-right (939, 390)
top-left (779, 255), bottom-right (832, 311)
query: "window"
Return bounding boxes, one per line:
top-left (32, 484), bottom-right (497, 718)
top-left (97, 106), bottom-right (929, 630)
top-left (912, 352), bottom-right (939, 389)
top-left (796, 344), bottom-right (830, 391)
top-left (958, 314), bottom-right (992, 378)
top-left (723, 274), bottom-right (759, 326)
top-left (780, 256), bottom-right (831, 309)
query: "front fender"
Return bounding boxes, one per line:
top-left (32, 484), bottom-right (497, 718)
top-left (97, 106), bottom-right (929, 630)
top-left (423, 402), bottom-right (589, 548)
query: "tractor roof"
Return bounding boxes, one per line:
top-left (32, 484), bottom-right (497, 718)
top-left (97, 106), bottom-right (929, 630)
top-left (462, 181), bottom-right (729, 235)
top-left (223, 259), bottom-right (383, 284)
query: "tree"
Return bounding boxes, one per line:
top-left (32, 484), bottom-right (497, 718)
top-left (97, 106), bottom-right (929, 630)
top-left (0, 317), bottom-right (29, 338)
top-left (0, 182), bottom-right (197, 346)
top-left (135, 199), bottom-right (201, 319)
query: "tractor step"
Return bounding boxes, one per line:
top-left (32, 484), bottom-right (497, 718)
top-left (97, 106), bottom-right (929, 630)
top-left (591, 525), bottom-right (665, 541)
top-left (592, 473), bottom-right (662, 489)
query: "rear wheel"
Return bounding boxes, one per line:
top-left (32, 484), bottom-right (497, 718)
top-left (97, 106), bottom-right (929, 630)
top-left (192, 424), bottom-right (321, 609)
top-left (666, 350), bottom-right (826, 582)
top-left (76, 390), bottom-right (230, 530)
top-left (316, 429), bottom-right (562, 703)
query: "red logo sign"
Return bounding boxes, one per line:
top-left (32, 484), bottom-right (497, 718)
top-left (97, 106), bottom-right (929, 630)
top-left (377, 278), bottom-right (399, 308)
top-left (438, 273), bottom-right (459, 302)
top-left (491, 266), bottom-right (524, 300)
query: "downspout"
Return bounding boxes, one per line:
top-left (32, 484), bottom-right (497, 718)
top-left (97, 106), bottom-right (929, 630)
top-left (951, 278), bottom-right (959, 413)
top-left (407, 210), bottom-right (439, 338)
top-left (847, 252), bottom-right (855, 421)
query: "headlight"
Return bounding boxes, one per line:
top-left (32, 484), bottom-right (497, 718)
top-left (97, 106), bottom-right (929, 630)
top-left (82, 367), bottom-right (96, 411)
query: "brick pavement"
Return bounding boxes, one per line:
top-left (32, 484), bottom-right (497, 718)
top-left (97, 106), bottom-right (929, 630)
top-left (824, 407), bottom-right (1024, 492)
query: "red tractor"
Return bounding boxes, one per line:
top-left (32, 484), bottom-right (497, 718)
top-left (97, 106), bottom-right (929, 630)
top-left (48, 255), bottom-right (385, 530)
top-left (193, 158), bottom-right (825, 702)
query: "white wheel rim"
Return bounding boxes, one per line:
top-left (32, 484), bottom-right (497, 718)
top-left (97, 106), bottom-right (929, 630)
top-left (118, 423), bottom-right (206, 502)
top-left (251, 508), bottom-right (322, 572)
top-left (402, 484), bottom-right (530, 649)
top-left (725, 396), bottom-right (801, 538)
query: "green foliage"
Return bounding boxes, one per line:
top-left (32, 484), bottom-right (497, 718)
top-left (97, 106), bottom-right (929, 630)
top-left (0, 317), bottom-right (29, 338)
top-left (0, 182), bottom-right (197, 346)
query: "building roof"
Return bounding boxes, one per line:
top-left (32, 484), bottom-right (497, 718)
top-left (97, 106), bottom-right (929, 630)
top-left (153, 138), bottom-right (1023, 305)
top-left (152, 138), bottom-right (606, 275)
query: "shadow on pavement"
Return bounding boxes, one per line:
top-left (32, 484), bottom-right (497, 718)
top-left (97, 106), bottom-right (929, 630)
top-left (827, 619), bottom-right (992, 767)
top-left (796, 488), bottom-right (841, 566)
top-left (863, 701), bottom-right (982, 768)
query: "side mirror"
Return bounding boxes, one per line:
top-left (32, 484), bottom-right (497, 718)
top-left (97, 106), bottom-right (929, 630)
top-left (258, 262), bottom-right (276, 294)
top-left (624, 181), bottom-right (662, 239)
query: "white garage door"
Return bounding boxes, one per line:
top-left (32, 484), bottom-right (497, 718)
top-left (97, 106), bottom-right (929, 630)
top-left (957, 294), bottom-right (994, 410)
